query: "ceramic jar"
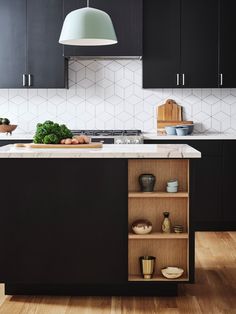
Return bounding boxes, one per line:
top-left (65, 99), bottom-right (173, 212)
top-left (139, 174), bottom-right (156, 192)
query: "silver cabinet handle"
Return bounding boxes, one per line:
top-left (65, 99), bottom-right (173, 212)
top-left (176, 73), bottom-right (180, 86)
top-left (22, 74), bottom-right (27, 87)
top-left (28, 74), bottom-right (32, 87)
top-left (220, 73), bottom-right (223, 86)
top-left (182, 73), bottom-right (185, 86)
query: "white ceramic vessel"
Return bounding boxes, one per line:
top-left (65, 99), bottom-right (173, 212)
top-left (161, 267), bottom-right (184, 279)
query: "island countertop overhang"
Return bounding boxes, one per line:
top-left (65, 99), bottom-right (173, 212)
top-left (0, 144), bottom-right (201, 158)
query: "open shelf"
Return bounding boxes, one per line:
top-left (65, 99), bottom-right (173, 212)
top-left (128, 232), bottom-right (188, 240)
top-left (129, 192), bottom-right (189, 198)
top-left (128, 159), bottom-right (190, 284)
top-left (128, 275), bottom-right (189, 282)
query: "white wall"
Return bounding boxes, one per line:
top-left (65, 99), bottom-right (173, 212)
top-left (0, 59), bottom-right (236, 134)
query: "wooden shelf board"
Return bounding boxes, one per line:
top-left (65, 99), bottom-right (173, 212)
top-left (128, 192), bottom-right (189, 198)
top-left (128, 232), bottom-right (188, 240)
top-left (128, 275), bottom-right (189, 282)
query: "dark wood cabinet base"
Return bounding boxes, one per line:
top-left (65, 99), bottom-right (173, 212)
top-left (5, 283), bottom-right (178, 297)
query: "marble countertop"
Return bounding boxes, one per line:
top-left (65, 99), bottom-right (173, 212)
top-left (143, 132), bottom-right (236, 140)
top-left (0, 144), bottom-right (201, 159)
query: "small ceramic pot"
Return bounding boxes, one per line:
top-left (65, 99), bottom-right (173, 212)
top-left (173, 225), bottom-right (184, 233)
top-left (132, 219), bottom-right (153, 235)
top-left (139, 174), bottom-right (156, 192)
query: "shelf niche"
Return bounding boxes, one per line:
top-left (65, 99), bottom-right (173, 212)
top-left (128, 159), bottom-right (189, 282)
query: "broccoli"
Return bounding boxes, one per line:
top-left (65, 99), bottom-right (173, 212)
top-left (43, 134), bottom-right (59, 144)
top-left (33, 120), bottom-right (72, 144)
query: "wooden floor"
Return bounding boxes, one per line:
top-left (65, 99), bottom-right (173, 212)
top-left (0, 232), bottom-right (235, 314)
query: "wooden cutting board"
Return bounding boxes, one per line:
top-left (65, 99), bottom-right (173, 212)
top-left (14, 142), bottom-right (103, 149)
top-left (157, 99), bottom-right (182, 121)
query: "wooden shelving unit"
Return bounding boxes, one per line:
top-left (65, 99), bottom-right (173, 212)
top-left (128, 159), bottom-right (190, 282)
top-left (128, 232), bottom-right (188, 240)
top-left (129, 192), bottom-right (189, 198)
top-left (128, 275), bottom-right (189, 282)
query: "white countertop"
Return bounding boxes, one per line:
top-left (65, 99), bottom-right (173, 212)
top-left (0, 144), bottom-right (201, 159)
top-left (143, 132), bottom-right (236, 140)
top-left (0, 132), bottom-right (236, 141)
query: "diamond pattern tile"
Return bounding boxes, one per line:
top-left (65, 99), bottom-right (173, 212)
top-left (1, 59), bottom-right (236, 133)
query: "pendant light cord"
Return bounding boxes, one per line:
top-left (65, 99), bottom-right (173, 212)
top-left (87, 0), bottom-right (89, 7)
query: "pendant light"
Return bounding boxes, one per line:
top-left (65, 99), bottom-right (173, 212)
top-left (59, 0), bottom-right (117, 46)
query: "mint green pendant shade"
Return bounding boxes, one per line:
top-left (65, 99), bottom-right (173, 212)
top-left (59, 7), bottom-right (117, 46)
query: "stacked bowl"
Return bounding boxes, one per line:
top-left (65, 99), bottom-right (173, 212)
top-left (166, 179), bottom-right (178, 193)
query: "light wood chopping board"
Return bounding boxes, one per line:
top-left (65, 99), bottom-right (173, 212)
top-left (14, 142), bottom-right (103, 149)
top-left (157, 99), bottom-right (182, 121)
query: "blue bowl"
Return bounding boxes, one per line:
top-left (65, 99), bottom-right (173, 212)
top-left (176, 124), bottom-right (194, 135)
top-left (165, 126), bottom-right (177, 135)
top-left (176, 127), bottom-right (189, 136)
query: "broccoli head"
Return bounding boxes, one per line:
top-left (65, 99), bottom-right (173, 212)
top-left (33, 120), bottom-right (72, 144)
top-left (43, 134), bottom-right (59, 144)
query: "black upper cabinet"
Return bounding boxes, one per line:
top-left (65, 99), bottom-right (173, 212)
top-left (0, 0), bottom-right (27, 88)
top-left (143, 0), bottom-right (181, 88)
top-left (219, 0), bottom-right (236, 88)
top-left (0, 0), bottom-right (67, 89)
top-left (181, 0), bottom-right (218, 88)
top-left (143, 0), bottom-right (219, 88)
top-left (27, 0), bottom-right (67, 88)
top-left (63, 0), bottom-right (143, 57)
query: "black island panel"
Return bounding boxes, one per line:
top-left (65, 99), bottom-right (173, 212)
top-left (0, 159), bottom-right (128, 285)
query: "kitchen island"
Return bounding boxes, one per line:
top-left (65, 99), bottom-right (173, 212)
top-left (0, 144), bottom-right (200, 296)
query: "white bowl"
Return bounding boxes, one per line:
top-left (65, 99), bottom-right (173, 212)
top-left (166, 186), bottom-right (178, 193)
top-left (167, 179), bottom-right (179, 187)
top-left (161, 267), bottom-right (184, 279)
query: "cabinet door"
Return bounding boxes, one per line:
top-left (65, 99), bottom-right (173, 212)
top-left (0, 159), bottom-right (128, 284)
top-left (219, 0), bottom-right (236, 87)
top-left (27, 0), bottom-right (67, 88)
top-left (222, 141), bottom-right (236, 229)
top-left (0, 0), bottom-right (27, 88)
top-left (63, 0), bottom-right (142, 57)
top-left (143, 0), bottom-right (181, 88)
top-left (181, 0), bottom-right (218, 88)
top-left (190, 157), bottom-right (222, 230)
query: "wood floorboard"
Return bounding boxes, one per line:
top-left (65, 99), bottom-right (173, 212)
top-left (0, 232), bottom-right (235, 314)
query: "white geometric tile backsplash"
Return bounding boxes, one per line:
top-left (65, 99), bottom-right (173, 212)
top-left (1, 59), bottom-right (236, 134)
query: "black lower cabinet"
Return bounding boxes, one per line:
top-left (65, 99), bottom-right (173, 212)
top-left (0, 159), bottom-right (128, 285)
top-left (222, 141), bottom-right (236, 229)
top-left (191, 157), bottom-right (222, 230)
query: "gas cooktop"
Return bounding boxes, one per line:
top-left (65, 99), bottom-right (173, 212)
top-left (71, 130), bottom-right (143, 144)
top-left (71, 130), bottom-right (142, 136)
